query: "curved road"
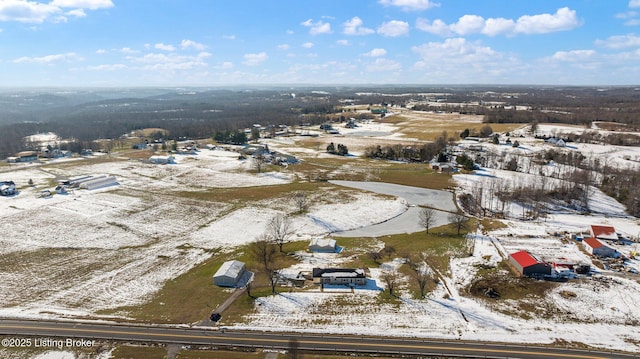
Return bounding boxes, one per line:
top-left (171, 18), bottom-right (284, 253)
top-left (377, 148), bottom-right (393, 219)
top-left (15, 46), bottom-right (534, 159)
top-left (0, 319), bottom-right (637, 358)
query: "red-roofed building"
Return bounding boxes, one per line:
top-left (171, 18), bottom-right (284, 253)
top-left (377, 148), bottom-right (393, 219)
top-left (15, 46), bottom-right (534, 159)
top-left (508, 250), bottom-right (551, 276)
top-left (583, 237), bottom-right (618, 258)
top-left (590, 225), bottom-right (618, 241)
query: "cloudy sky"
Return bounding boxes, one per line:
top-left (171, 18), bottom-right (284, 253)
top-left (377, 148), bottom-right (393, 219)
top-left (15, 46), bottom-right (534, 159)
top-left (1, 0), bottom-right (640, 86)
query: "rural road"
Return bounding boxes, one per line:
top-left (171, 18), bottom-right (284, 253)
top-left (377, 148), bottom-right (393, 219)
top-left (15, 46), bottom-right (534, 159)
top-left (0, 319), bottom-right (637, 359)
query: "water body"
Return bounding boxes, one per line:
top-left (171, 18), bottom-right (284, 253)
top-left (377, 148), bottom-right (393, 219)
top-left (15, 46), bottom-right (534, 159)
top-left (329, 181), bottom-right (456, 237)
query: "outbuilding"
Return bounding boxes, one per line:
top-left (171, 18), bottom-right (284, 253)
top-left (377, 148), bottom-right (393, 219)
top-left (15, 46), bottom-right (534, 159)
top-left (590, 225), bottom-right (618, 241)
top-left (583, 237), bottom-right (618, 258)
top-left (508, 250), bottom-right (552, 277)
top-left (309, 238), bottom-right (336, 252)
top-left (213, 260), bottom-right (246, 287)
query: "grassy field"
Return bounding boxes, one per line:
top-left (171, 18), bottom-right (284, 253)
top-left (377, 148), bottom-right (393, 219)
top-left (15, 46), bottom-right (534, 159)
top-left (380, 113), bottom-right (524, 142)
top-left (110, 344), bottom-right (168, 359)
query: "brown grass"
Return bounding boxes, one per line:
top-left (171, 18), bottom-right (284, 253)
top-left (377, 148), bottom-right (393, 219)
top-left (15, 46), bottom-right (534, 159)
top-left (111, 344), bottom-right (167, 359)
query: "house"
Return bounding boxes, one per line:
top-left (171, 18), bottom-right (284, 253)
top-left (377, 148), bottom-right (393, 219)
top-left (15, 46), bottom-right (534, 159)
top-left (590, 225), bottom-right (618, 241)
top-left (312, 268), bottom-right (366, 286)
top-left (309, 238), bottom-right (336, 253)
top-left (15, 151), bottom-right (38, 163)
top-left (583, 237), bottom-right (618, 258)
top-left (149, 155), bottom-right (175, 164)
top-left (213, 260), bottom-right (246, 287)
top-left (508, 250), bottom-right (552, 277)
top-left (0, 181), bottom-right (17, 196)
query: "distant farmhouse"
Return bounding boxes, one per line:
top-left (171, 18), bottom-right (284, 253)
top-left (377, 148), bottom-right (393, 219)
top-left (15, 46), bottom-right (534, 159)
top-left (6, 151), bottom-right (38, 163)
top-left (508, 250), bottom-right (552, 277)
top-left (149, 155), bottom-right (175, 164)
top-left (312, 268), bottom-right (366, 286)
top-left (589, 225), bottom-right (618, 241)
top-left (213, 260), bottom-right (246, 287)
top-left (309, 238), bottom-right (337, 253)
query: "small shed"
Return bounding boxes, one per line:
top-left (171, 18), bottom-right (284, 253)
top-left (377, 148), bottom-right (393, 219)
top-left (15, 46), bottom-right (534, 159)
top-left (508, 250), bottom-right (551, 277)
top-left (149, 155), bottom-right (175, 164)
top-left (309, 238), bottom-right (336, 252)
top-left (583, 237), bottom-right (618, 258)
top-left (590, 225), bottom-right (618, 241)
top-left (213, 260), bottom-right (246, 287)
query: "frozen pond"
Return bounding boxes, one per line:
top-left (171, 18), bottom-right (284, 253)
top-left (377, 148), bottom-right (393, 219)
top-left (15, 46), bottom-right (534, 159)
top-left (329, 181), bottom-right (456, 237)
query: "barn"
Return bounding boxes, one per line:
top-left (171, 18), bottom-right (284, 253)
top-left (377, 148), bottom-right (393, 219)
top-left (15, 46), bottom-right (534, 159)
top-left (590, 225), bottom-right (618, 241)
top-left (309, 238), bottom-right (336, 252)
top-left (213, 260), bottom-right (246, 287)
top-left (79, 176), bottom-right (119, 190)
top-left (508, 250), bottom-right (552, 277)
top-left (583, 237), bottom-right (618, 258)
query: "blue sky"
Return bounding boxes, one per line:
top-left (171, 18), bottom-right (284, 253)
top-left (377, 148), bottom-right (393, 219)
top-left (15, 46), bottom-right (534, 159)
top-left (1, 0), bottom-right (640, 86)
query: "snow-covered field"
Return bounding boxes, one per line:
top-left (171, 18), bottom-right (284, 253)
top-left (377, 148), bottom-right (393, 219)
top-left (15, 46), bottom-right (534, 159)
top-left (3, 121), bottom-right (640, 353)
top-left (0, 147), bottom-right (405, 320)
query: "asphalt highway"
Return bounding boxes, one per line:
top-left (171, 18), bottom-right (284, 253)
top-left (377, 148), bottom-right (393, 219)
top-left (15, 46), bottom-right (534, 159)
top-left (1, 319), bottom-right (638, 358)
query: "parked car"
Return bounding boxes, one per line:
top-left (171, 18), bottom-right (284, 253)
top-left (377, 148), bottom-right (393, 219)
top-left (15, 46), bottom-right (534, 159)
top-left (210, 312), bottom-right (221, 322)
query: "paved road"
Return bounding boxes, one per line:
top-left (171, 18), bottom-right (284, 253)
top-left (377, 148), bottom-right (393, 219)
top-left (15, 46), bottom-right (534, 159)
top-left (1, 319), bottom-right (637, 359)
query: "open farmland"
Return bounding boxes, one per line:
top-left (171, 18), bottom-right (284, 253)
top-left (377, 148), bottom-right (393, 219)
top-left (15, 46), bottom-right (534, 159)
top-left (2, 109), bottom-right (640, 354)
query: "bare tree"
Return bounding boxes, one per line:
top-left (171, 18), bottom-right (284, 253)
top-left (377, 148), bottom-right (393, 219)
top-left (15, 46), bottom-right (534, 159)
top-left (380, 268), bottom-right (400, 297)
top-left (448, 210), bottom-right (467, 235)
top-left (368, 250), bottom-right (382, 264)
top-left (292, 191), bottom-right (309, 213)
top-left (267, 214), bottom-right (294, 252)
top-left (410, 260), bottom-right (432, 299)
top-left (252, 153), bottom-right (268, 173)
top-left (250, 235), bottom-right (277, 272)
top-left (418, 207), bottom-right (437, 234)
top-left (268, 268), bottom-right (282, 294)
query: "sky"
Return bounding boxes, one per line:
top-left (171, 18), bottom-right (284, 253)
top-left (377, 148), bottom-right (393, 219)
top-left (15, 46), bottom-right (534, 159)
top-left (1, 0), bottom-right (640, 87)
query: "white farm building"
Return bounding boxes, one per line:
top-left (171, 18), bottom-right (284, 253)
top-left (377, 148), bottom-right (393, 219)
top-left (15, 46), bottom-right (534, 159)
top-left (79, 176), bottom-right (119, 190)
top-left (309, 238), bottom-right (336, 252)
top-left (213, 260), bottom-right (246, 287)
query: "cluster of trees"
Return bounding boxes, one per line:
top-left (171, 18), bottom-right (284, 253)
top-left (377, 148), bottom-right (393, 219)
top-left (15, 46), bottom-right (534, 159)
top-left (213, 130), bottom-right (248, 145)
top-left (326, 142), bottom-right (349, 156)
top-left (363, 132), bottom-right (449, 162)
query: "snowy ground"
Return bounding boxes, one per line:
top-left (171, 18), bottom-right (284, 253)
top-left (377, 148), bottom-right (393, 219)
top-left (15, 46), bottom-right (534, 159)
top-left (0, 148), bottom-right (405, 320)
top-left (3, 121), bottom-right (640, 353)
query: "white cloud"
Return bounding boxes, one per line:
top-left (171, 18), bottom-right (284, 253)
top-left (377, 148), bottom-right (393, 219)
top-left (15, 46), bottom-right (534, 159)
top-left (65, 8), bottom-right (85, 17)
top-left (378, 0), bottom-right (439, 11)
top-left (95, 49), bottom-right (106, 54)
top-left (155, 43), bottom-right (176, 52)
top-left (336, 39), bottom-right (350, 46)
top-left (216, 62), bottom-right (234, 70)
top-left (450, 14), bottom-right (485, 35)
top-left (0, 0), bottom-right (112, 23)
top-left (13, 52), bottom-right (83, 64)
top-left (126, 52), bottom-right (211, 71)
top-left (181, 39), bottom-right (206, 51)
top-left (87, 63), bottom-right (126, 71)
top-left (366, 58), bottom-right (401, 72)
top-left (631, 0), bottom-right (640, 8)
top-left (412, 38), bottom-right (497, 63)
top-left (364, 48), bottom-right (387, 57)
top-left (343, 16), bottom-right (374, 35)
top-left (552, 49), bottom-right (596, 62)
top-left (301, 19), bottom-right (332, 35)
top-left (277, 44), bottom-right (290, 50)
top-left (0, 0), bottom-right (60, 23)
top-left (243, 52), bottom-right (268, 66)
top-left (222, 34), bottom-right (236, 40)
top-left (417, 7), bottom-right (579, 37)
top-left (119, 47), bottom-right (138, 54)
top-left (616, 11), bottom-right (638, 19)
top-left (515, 7), bottom-right (580, 34)
top-left (416, 18), bottom-right (450, 36)
top-left (377, 20), bottom-right (410, 37)
top-left (595, 34), bottom-right (640, 49)
top-left (301, 42), bottom-right (314, 49)
top-left (50, 0), bottom-right (114, 10)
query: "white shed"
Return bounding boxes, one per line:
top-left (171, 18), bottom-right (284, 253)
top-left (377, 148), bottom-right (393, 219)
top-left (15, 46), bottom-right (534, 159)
top-left (583, 237), bottom-right (618, 258)
top-left (213, 260), bottom-right (246, 287)
top-left (309, 238), bottom-right (336, 252)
